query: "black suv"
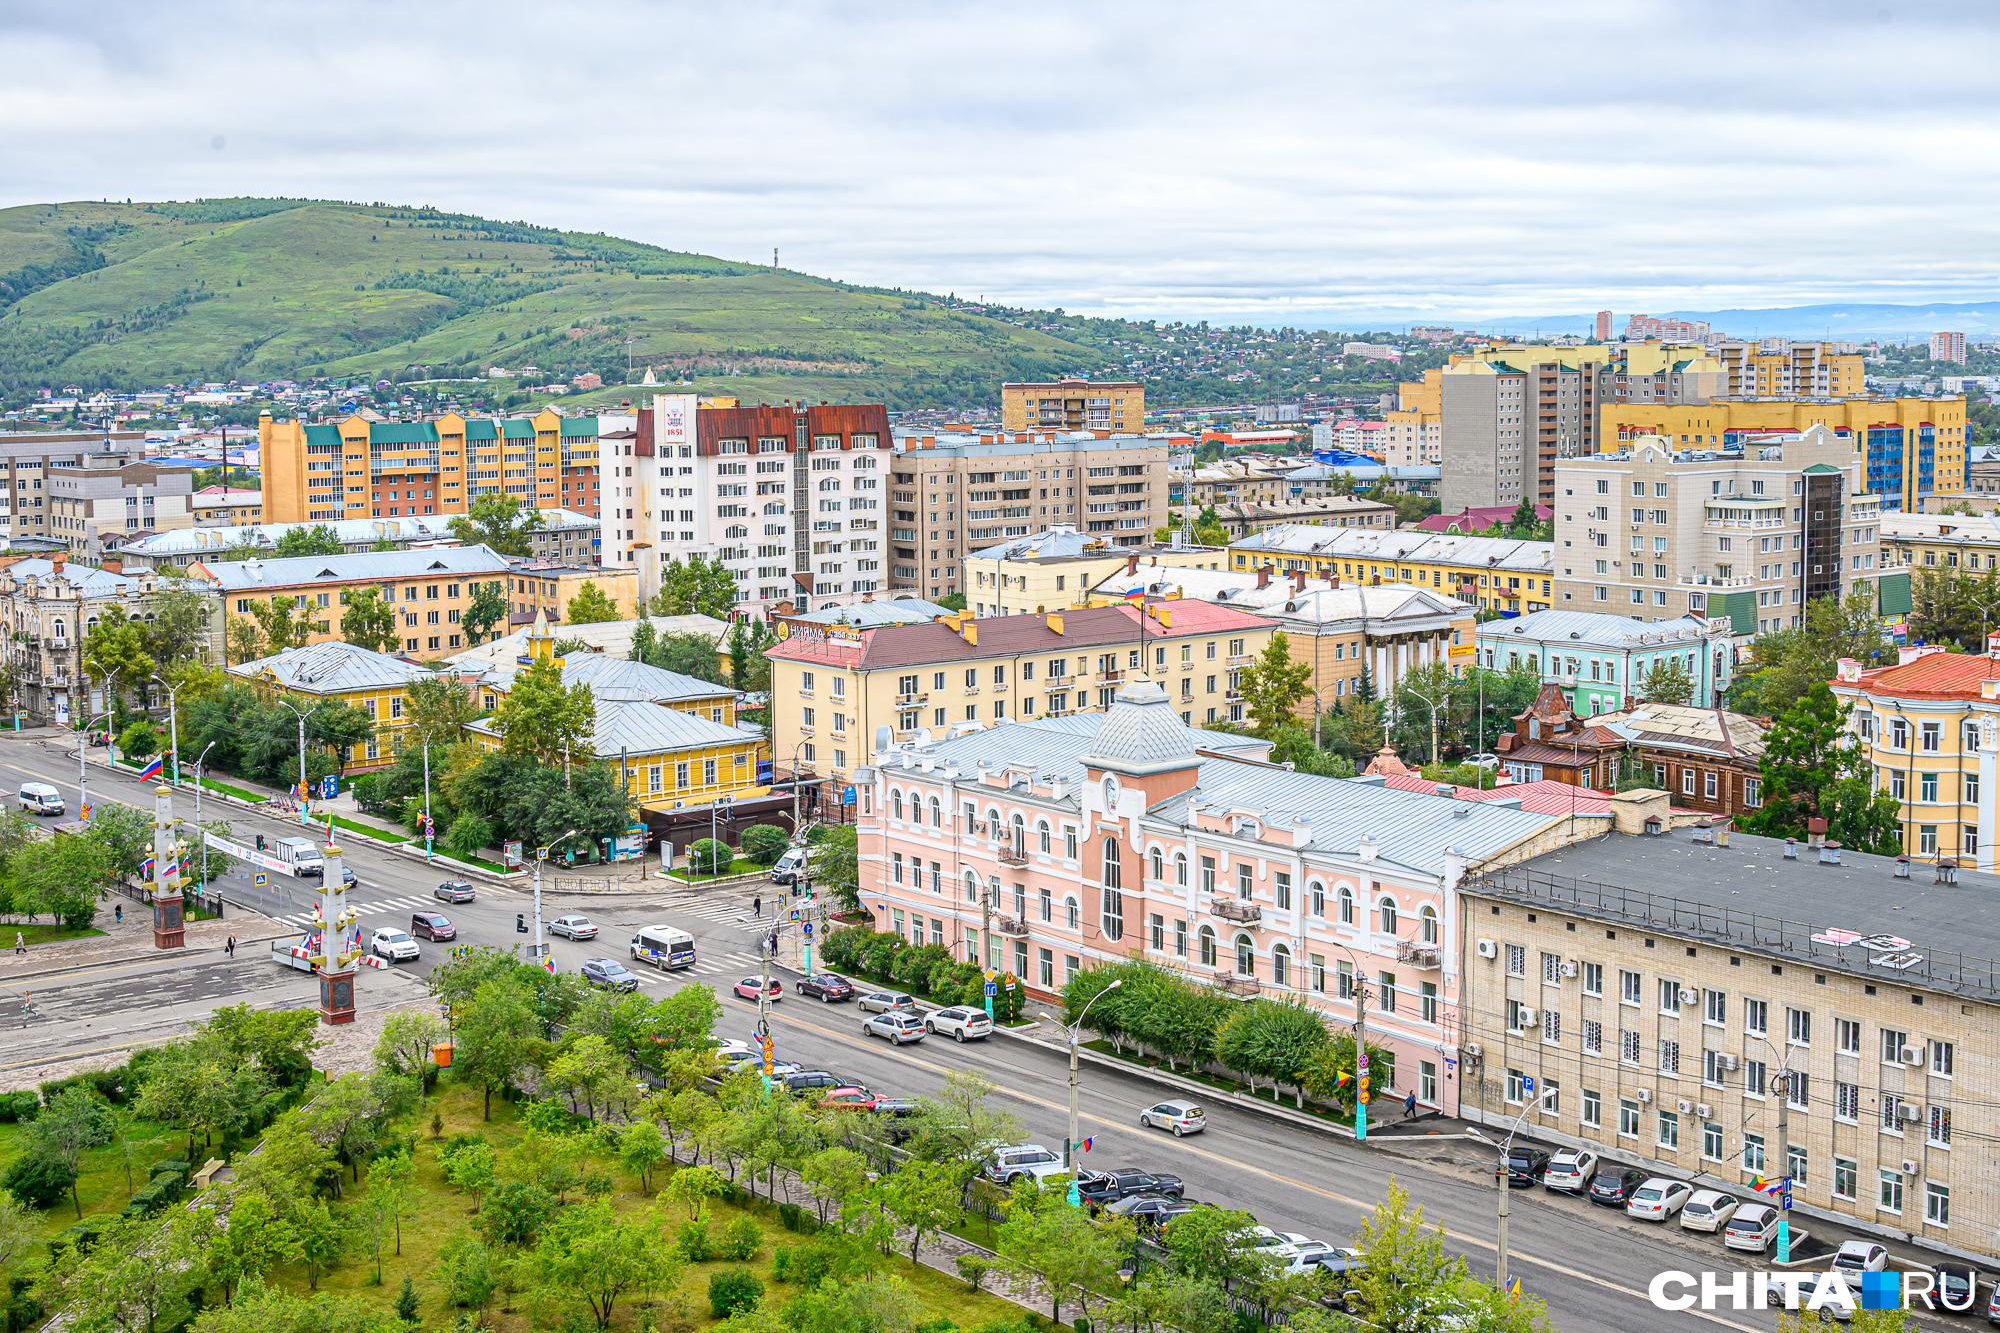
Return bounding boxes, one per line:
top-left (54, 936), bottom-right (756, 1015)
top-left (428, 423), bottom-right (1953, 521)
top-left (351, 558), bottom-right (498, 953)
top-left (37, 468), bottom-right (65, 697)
top-left (1075, 1168), bottom-right (1186, 1209)
top-left (797, 973), bottom-right (856, 1002)
top-left (1588, 1167), bottom-right (1648, 1207)
top-left (782, 1070), bottom-right (851, 1094)
top-left (1503, 1146), bottom-right (1552, 1187)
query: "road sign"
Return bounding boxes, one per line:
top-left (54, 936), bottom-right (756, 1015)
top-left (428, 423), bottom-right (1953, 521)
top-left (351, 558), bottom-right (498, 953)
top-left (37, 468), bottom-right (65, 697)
top-left (801, 922), bottom-right (813, 938)
top-left (252, 871), bottom-right (269, 888)
top-left (503, 841), bottom-right (524, 868)
top-left (841, 785), bottom-right (856, 806)
top-left (318, 775), bottom-right (338, 799)
top-left (984, 981), bottom-right (998, 997)
top-left (1520, 1075), bottom-right (1535, 1094)
top-left (787, 907), bottom-right (803, 923)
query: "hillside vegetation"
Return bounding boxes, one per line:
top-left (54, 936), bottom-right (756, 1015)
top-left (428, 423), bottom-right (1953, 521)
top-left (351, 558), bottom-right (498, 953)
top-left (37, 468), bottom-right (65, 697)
top-left (0, 198), bottom-right (1129, 407)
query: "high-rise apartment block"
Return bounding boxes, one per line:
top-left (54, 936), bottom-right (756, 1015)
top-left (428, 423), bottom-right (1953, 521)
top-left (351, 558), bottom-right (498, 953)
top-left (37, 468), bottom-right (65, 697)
top-left (1435, 342), bottom-right (1724, 512)
top-left (1000, 378), bottom-right (1144, 433)
top-left (258, 409), bottom-right (607, 524)
top-left (1711, 340), bottom-right (1865, 397)
top-left (0, 431), bottom-right (163, 546)
top-left (1383, 373), bottom-right (1442, 466)
top-left (1622, 313), bottom-right (1711, 342)
top-left (889, 431), bottom-right (1171, 603)
top-left (599, 393), bottom-right (894, 613)
top-left (1597, 395), bottom-right (1967, 511)
top-left (1594, 309), bottom-right (1613, 340)
top-left (1931, 331), bottom-right (1968, 364)
top-left (1550, 426), bottom-right (1881, 638)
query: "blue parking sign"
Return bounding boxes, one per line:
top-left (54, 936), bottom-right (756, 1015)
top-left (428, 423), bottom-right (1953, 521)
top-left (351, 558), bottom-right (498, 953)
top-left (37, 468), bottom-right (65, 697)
top-left (1520, 1075), bottom-right (1534, 1094)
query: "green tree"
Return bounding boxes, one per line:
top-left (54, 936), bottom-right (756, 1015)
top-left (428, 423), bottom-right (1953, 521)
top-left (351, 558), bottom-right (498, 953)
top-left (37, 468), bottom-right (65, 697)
top-left (249, 595), bottom-right (313, 654)
top-left (309, 701), bottom-right (377, 777)
top-left (438, 1230), bottom-right (496, 1314)
top-left (80, 607), bottom-right (156, 708)
top-left (1157, 1203), bottom-right (1266, 1289)
top-left (373, 1010), bottom-right (447, 1092)
top-left (874, 1158), bottom-right (962, 1262)
top-left (1909, 566), bottom-right (2000, 652)
top-left (405, 670), bottom-right (481, 748)
top-left (994, 1180), bottom-right (1134, 1323)
top-left (618, 1119), bottom-right (667, 1194)
top-left (340, 588), bottom-right (400, 653)
top-left (1344, 1179), bottom-right (1552, 1331)
top-left (449, 494), bottom-right (544, 557)
top-left (653, 554), bottom-right (738, 618)
top-left (1728, 589), bottom-right (1888, 716)
top-left (1639, 658), bottom-right (1695, 707)
top-left (207, 1188), bottom-right (302, 1304)
top-left (1213, 999), bottom-right (1331, 1105)
top-left (0, 1188), bottom-right (34, 1271)
top-left (295, 1196), bottom-right (346, 1290)
top-left (455, 978), bottom-right (538, 1119)
top-left (1190, 506), bottom-right (1229, 546)
top-left (546, 1033), bottom-right (631, 1121)
top-left (936, 592), bottom-right (967, 612)
top-left (463, 580), bottom-right (507, 646)
top-left (807, 823), bottom-right (859, 911)
top-left (272, 525), bottom-right (346, 557)
top-left (564, 580), bottom-right (620, 625)
top-left (146, 576), bottom-right (219, 667)
top-left (801, 1146), bottom-right (870, 1223)
top-left (726, 619), bottom-right (776, 692)
top-left (1743, 682), bottom-right (1901, 853)
top-left (739, 823), bottom-right (790, 865)
top-left (532, 1198), bottom-right (679, 1329)
top-left (25, 1087), bottom-right (113, 1217)
top-left (1237, 631), bottom-right (1313, 736)
top-left (225, 615), bottom-right (266, 665)
top-left (649, 631), bottom-right (728, 683)
top-left (493, 658), bottom-right (595, 768)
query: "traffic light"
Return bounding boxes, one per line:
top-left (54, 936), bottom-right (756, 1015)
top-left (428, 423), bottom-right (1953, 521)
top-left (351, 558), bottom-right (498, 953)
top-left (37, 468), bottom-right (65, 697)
top-left (255, 834), bottom-right (266, 851)
top-left (760, 1032), bottom-right (775, 1077)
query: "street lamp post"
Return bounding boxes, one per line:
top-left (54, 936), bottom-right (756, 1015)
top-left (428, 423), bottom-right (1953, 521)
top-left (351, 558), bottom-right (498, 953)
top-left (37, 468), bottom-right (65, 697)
top-left (422, 740), bottom-right (434, 862)
top-left (1042, 977), bottom-right (1124, 1204)
top-left (1746, 1033), bottom-right (1800, 1263)
top-left (709, 794), bottom-right (736, 874)
top-left (149, 674), bottom-right (182, 786)
top-left (531, 828), bottom-right (586, 961)
top-left (75, 706), bottom-right (113, 824)
top-left (192, 741), bottom-right (217, 891)
top-left (275, 698), bottom-right (323, 825)
top-left (1466, 1085), bottom-right (1560, 1291)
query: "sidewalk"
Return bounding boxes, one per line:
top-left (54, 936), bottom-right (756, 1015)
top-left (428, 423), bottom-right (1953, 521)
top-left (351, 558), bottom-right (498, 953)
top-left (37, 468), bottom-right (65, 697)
top-left (0, 901), bottom-right (289, 983)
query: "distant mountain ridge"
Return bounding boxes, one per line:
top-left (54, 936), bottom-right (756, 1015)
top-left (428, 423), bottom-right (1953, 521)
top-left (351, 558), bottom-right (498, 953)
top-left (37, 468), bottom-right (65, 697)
top-left (1477, 300), bottom-right (2000, 343)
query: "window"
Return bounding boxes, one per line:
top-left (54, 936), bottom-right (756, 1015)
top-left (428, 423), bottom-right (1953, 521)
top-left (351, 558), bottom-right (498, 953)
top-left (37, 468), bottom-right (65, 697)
top-left (1507, 1000), bottom-right (1529, 1033)
top-left (1702, 1122), bottom-right (1723, 1162)
top-left (1832, 1157), bottom-right (1856, 1202)
top-left (1174, 920), bottom-right (1187, 957)
top-left (1882, 1028), bottom-right (1908, 1064)
top-left (1704, 989), bottom-right (1726, 1026)
top-left (1881, 1093), bottom-right (1905, 1132)
top-left (1744, 1059), bottom-right (1767, 1098)
top-left (1337, 886), bottom-right (1356, 925)
top-left (1200, 857), bottom-right (1217, 894)
top-left (1926, 1181), bottom-right (1950, 1227)
top-left (1703, 1050), bottom-right (1728, 1087)
top-left (1541, 952), bottom-right (1562, 985)
top-left (1378, 897), bottom-right (1399, 934)
top-left (1271, 945), bottom-right (1291, 988)
top-left (1310, 954), bottom-right (1326, 993)
top-left (1658, 978), bottom-right (1681, 1014)
top-left (1420, 981), bottom-right (1438, 1024)
top-left (1620, 1029), bottom-right (1640, 1064)
top-left (1745, 998), bottom-right (1768, 1036)
top-left (1064, 827), bottom-right (1078, 860)
top-left (1238, 865), bottom-right (1254, 900)
top-left (1505, 1068), bottom-right (1527, 1105)
top-left (1788, 1144), bottom-right (1808, 1187)
top-left (1235, 934), bottom-right (1255, 977)
top-left (1928, 1105), bottom-right (1952, 1147)
top-left (1787, 1008), bottom-right (1811, 1047)
top-left (1785, 1071), bottom-right (1808, 1110)
top-left (1197, 926), bottom-right (1217, 968)
top-left (1618, 1098), bottom-right (1640, 1138)
top-left (1879, 1170), bottom-right (1903, 1214)
top-left (1582, 1019), bottom-right (1602, 1055)
top-left (1742, 1133), bottom-right (1765, 1173)
top-left (1038, 888), bottom-right (1052, 922)
top-left (1377, 972), bottom-right (1396, 1013)
top-left (1581, 962), bottom-right (1603, 996)
top-left (1581, 1089), bottom-right (1602, 1128)
top-left (1658, 1039), bottom-right (1680, 1076)
top-left (1835, 1082), bottom-right (1859, 1122)
top-left (1932, 1040), bottom-right (1955, 1076)
top-left (1309, 880), bottom-right (1325, 916)
top-left (1620, 969), bottom-right (1641, 1006)
top-left (1505, 944), bottom-right (1525, 976)
top-left (1274, 871), bottom-right (1292, 912)
top-left (1542, 1009), bottom-right (1561, 1044)
top-left (1835, 1017), bottom-right (1860, 1056)
top-left (1657, 1111), bottom-right (1679, 1150)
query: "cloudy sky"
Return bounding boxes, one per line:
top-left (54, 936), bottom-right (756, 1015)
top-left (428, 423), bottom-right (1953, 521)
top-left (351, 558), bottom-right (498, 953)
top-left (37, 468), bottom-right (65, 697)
top-left (4, 0), bottom-right (1998, 329)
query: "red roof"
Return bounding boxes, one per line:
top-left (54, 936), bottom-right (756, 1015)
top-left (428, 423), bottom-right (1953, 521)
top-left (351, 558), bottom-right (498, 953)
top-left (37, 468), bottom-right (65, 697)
top-left (1854, 649), bottom-right (2000, 700)
top-left (766, 602), bottom-right (1279, 672)
top-left (1415, 504), bottom-right (1551, 533)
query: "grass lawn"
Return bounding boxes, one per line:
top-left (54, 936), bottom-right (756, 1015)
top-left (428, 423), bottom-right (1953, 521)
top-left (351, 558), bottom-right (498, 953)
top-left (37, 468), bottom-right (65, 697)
top-left (289, 1082), bottom-right (1021, 1332)
top-left (666, 858), bottom-right (766, 885)
top-left (330, 814), bottom-right (410, 845)
top-left (0, 1112), bottom-right (189, 1265)
top-left (1, 921), bottom-right (104, 947)
top-left (195, 773), bottom-right (263, 803)
top-left (1080, 1039), bottom-right (1354, 1126)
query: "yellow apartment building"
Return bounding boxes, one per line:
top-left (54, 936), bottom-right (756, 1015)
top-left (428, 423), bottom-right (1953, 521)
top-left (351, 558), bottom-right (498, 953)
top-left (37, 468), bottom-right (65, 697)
top-left (1879, 511), bottom-right (2000, 575)
top-left (1000, 378), bottom-right (1144, 433)
top-left (1597, 396), bottom-right (1969, 510)
top-left (1712, 340), bottom-right (1866, 397)
top-left (197, 546), bottom-right (515, 662)
top-left (1228, 526), bottom-right (1554, 617)
top-left (765, 601), bottom-right (1281, 791)
top-left (501, 560), bottom-right (642, 628)
top-left (227, 641), bottom-right (450, 772)
top-left (257, 408), bottom-right (606, 524)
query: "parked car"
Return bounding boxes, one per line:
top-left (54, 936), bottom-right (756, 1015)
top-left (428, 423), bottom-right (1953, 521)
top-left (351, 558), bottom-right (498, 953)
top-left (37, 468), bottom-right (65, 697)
top-left (1588, 1167), bottom-right (1648, 1207)
top-left (1679, 1190), bottom-right (1740, 1234)
top-left (1984, 1278), bottom-right (2000, 1324)
top-left (1931, 1263), bottom-right (1980, 1316)
top-left (1282, 1242), bottom-right (1349, 1276)
top-left (733, 977), bottom-right (783, 1002)
top-left (857, 990), bottom-right (916, 1014)
top-left (1542, 1149), bottom-right (1598, 1195)
top-left (1625, 1178), bottom-right (1693, 1221)
top-left (984, 1144), bottom-right (1066, 1185)
top-left (1243, 1227), bottom-right (1317, 1261)
top-left (409, 911), bottom-right (456, 941)
top-left (580, 958), bottom-right (639, 992)
top-left (1303, 1250), bottom-right (1367, 1309)
top-left (713, 1038), bottom-right (757, 1068)
top-left (1138, 1100), bottom-right (1206, 1136)
top-left (820, 1086), bottom-right (878, 1110)
top-left (1832, 1241), bottom-right (1889, 1276)
top-left (1722, 1203), bottom-right (1781, 1253)
top-left (16, 783), bottom-right (63, 816)
top-left (1103, 1193), bottom-right (1194, 1228)
top-left (925, 1006), bottom-right (993, 1041)
top-left (1504, 1146), bottom-right (1552, 1187)
top-left (549, 914), bottom-right (598, 940)
top-left (797, 973), bottom-right (855, 1002)
top-left (869, 1098), bottom-right (920, 1143)
top-left (862, 1011), bottom-right (927, 1045)
top-left (781, 1070), bottom-right (848, 1094)
top-left (1074, 1168), bottom-right (1184, 1209)
top-left (434, 880), bottom-right (476, 904)
top-left (368, 927), bottom-right (419, 963)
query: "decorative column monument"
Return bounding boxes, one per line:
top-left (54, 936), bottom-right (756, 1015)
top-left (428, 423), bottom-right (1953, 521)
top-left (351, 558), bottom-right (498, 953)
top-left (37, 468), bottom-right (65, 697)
top-left (316, 842), bottom-right (360, 1025)
top-left (151, 784), bottom-right (184, 950)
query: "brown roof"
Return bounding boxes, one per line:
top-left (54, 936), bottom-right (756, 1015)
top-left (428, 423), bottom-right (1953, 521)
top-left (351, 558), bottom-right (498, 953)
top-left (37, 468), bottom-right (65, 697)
top-left (766, 602), bottom-right (1277, 672)
top-left (1852, 648), bottom-right (2000, 701)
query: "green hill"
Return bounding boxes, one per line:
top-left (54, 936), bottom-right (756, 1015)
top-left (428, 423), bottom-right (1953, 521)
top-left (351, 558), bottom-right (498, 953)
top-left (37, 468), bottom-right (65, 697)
top-left (0, 198), bottom-right (1137, 407)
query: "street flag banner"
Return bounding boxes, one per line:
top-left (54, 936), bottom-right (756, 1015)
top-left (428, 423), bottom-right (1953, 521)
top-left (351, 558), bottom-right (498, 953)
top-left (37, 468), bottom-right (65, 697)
top-left (140, 856), bottom-right (155, 878)
top-left (1120, 587), bottom-right (1146, 603)
top-left (1507, 1278), bottom-right (1522, 1303)
top-left (1076, 1135), bottom-right (1094, 1153)
top-left (1750, 1175), bottom-right (1784, 1198)
top-left (137, 755), bottom-right (163, 782)
top-left (542, 953), bottom-right (557, 974)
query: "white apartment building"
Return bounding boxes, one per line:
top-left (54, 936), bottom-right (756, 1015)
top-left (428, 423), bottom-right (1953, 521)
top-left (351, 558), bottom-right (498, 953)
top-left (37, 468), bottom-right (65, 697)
top-left (599, 393), bottom-right (894, 612)
top-left (1551, 426), bottom-right (1881, 640)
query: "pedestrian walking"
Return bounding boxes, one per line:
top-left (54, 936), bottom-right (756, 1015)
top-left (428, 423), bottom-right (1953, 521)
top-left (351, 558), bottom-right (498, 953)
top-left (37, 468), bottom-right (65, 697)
top-left (1404, 1090), bottom-right (1418, 1121)
top-left (752, 894), bottom-right (762, 918)
top-left (113, 903), bottom-right (122, 924)
top-left (225, 934), bottom-right (237, 958)
top-left (11, 932), bottom-right (22, 956)
top-left (21, 991), bottom-right (37, 1025)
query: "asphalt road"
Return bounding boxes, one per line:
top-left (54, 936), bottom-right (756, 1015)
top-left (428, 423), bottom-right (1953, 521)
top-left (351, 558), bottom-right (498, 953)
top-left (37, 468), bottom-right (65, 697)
top-left (0, 738), bottom-right (1958, 1332)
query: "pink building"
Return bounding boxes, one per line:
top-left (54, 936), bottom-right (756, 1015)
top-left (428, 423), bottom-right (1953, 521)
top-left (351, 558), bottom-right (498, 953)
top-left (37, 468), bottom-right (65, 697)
top-left (855, 680), bottom-right (1584, 1114)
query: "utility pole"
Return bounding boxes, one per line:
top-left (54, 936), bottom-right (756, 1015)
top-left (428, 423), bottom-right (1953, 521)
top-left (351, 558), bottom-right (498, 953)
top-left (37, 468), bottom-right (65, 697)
top-left (980, 877), bottom-right (994, 1019)
top-left (1775, 1052), bottom-right (1795, 1263)
top-left (422, 740), bottom-right (433, 862)
top-left (193, 741), bottom-right (216, 893)
top-left (1354, 972), bottom-right (1371, 1141)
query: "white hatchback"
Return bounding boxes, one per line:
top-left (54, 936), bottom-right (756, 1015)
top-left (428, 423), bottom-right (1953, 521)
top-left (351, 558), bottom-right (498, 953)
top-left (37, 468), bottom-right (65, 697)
top-left (1542, 1148), bottom-right (1598, 1195)
top-left (1625, 1178), bottom-right (1692, 1221)
top-left (1679, 1190), bottom-right (1740, 1234)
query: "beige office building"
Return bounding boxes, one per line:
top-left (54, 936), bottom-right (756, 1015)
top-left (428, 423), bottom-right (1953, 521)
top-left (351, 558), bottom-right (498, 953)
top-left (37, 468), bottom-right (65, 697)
top-left (1001, 378), bottom-right (1144, 434)
top-left (891, 432), bottom-right (1172, 602)
top-left (964, 526), bottom-right (1227, 618)
top-left (1550, 426), bottom-right (1881, 639)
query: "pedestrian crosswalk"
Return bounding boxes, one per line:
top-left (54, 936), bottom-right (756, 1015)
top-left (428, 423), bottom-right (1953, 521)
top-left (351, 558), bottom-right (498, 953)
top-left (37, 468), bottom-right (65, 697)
top-left (675, 900), bottom-right (770, 934)
top-left (272, 892), bottom-right (445, 928)
top-left (631, 950), bottom-right (762, 985)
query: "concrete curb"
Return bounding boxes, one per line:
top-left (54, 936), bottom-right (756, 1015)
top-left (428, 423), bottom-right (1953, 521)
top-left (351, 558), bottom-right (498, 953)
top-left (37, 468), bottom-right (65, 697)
top-left (3, 923), bottom-right (297, 984)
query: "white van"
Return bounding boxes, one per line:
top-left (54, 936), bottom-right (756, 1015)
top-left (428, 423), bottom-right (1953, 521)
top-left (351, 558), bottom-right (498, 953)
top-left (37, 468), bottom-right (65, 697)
top-left (271, 837), bottom-right (324, 878)
top-left (630, 925), bottom-right (697, 971)
top-left (769, 847), bottom-right (808, 884)
top-left (17, 783), bottom-right (64, 817)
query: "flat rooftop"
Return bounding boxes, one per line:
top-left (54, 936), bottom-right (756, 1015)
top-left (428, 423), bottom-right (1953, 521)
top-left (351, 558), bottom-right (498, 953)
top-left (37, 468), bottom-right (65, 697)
top-left (1478, 829), bottom-right (2000, 1004)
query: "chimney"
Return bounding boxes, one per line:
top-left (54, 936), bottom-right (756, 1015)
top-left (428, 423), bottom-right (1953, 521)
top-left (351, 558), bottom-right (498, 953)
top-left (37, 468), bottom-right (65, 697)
top-left (1127, 553), bottom-right (1139, 575)
top-left (1357, 834), bottom-right (1379, 863)
top-left (102, 556), bottom-right (122, 575)
top-left (1256, 566), bottom-right (1271, 589)
top-left (50, 552), bottom-right (64, 576)
top-left (1818, 840), bottom-right (1843, 866)
top-left (1292, 568), bottom-right (1306, 593)
top-left (1988, 631), bottom-right (2000, 661)
top-left (1806, 816), bottom-right (1828, 848)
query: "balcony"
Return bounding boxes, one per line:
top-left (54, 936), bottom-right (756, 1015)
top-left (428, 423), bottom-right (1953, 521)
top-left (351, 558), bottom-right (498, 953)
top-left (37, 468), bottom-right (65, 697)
top-left (995, 917), bottom-right (1030, 937)
top-left (1211, 897), bottom-right (1263, 923)
top-left (998, 848), bottom-right (1028, 868)
top-left (1397, 941), bottom-right (1442, 967)
top-left (42, 637), bottom-right (68, 652)
top-left (1099, 670), bottom-right (1124, 686)
top-left (1044, 677), bottom-right (1070, 692)
top-left (895, 692), bottom-right (926, 707)
top-left (1218, 973), bottom-right (1260, 996)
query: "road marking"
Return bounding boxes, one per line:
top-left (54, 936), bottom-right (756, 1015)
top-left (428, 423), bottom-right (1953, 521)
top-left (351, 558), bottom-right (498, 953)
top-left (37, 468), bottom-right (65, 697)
top-left (760, 1002), bottom-right (1760, 1332)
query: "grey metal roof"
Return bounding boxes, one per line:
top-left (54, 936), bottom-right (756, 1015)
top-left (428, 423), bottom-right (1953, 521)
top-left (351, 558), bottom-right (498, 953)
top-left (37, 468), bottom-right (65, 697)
top-left (786, 598), bottom-right (954, 629)
top-left (1081, 680), bottom-right (1200, 775)
top-left (228, 642), bottom-right (437, 694)
top-left (116, 510), bottom-right (597, 559)
top-left (200, 544), bottom-right (513, 590)
top-left (467, 697), bottom-right (759, 760)
top-left (3, 559), bottom-right (135, 598)
top-left (969, 525), bottom-right (1132, 562)
top-left (1020, 711), bottom-right (1273, 759)
top-left (1230, 525), bottom-right (1550, 574)
top-left (475, 651), bottom-right (734, 706)
top-left (1484, 831), bottom-right (2000, 1004)
top-left (1478, 608), bottom-right (1721, 650)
